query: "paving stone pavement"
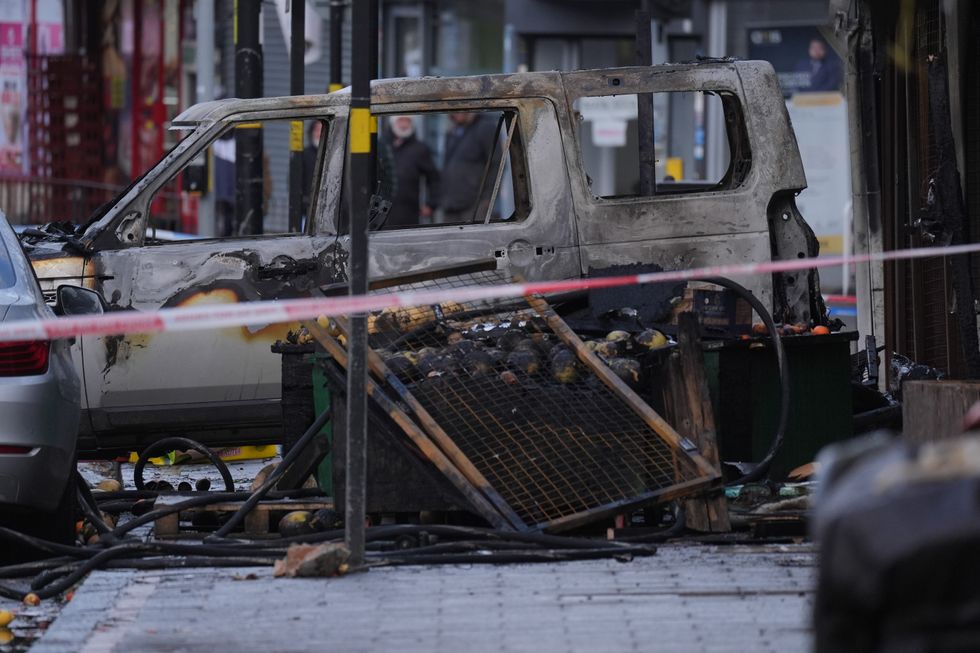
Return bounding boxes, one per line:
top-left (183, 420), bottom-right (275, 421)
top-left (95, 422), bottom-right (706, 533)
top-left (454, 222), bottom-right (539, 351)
top-left (29, 543), bottom-right (815, 653)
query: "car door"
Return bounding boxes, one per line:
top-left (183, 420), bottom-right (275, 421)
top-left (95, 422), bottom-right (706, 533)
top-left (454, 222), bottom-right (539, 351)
top-left (362, 97), bottom-right (580, 284)
top-left (559, 62), bottom-right (811, 314)
top-left (75, 107), bottom-right (348, 446)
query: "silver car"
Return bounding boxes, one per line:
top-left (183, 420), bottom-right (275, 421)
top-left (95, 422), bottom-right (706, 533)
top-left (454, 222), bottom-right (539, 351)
top-left (0, 212), bottom-right (93, 551)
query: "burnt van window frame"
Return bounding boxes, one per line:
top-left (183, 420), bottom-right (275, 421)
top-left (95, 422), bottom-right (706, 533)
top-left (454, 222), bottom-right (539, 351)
top-left (338, 104), bottom-right (533, 234)
top-left (571, 88), bottom-right (752, 201)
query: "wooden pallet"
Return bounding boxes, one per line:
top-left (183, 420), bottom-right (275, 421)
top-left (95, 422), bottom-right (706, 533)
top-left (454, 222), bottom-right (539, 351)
top-left (152, 494), bottom-right (335, 538)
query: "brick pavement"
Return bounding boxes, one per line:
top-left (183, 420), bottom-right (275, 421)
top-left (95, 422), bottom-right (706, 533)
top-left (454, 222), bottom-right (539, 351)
top-left (30, 543), bottom-right (815, 653)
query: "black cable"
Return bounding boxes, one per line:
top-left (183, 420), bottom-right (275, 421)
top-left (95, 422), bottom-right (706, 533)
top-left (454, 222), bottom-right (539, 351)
top-left (0, 583), bottom-right (23, 600)
top-left (29, 542), bottom-right (148, 599)
top-left (0, 556), bottom-right (75, 579)
top-left (134, 437), bottom-right (236, 493)
top-left (699, 277), bottom-right (789, 486)
top-left (0, 526), bottom-right (95, 558)
top-left (75, 472), bottom-right (115, 537)
top-left (208, 405), bottom-right (333, 540)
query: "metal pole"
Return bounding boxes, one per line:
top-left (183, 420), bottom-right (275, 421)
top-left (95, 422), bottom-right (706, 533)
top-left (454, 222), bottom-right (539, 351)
top-left (196, 0), bottom-right (216, 238)
top-left (635, 8), bottom-right (656, 197)
top-left (705, 0), bottom-right (728, 183)
top-left (345, 0), bottom-right (373, 568)
top-left (368, 0), bottom-right (378, 187)
top-left (329, 1), bottom-right (344, 91)
top-left (288, 0), bottom-right (305, 233)
top-left (234, 0), bottom-right (264, 235)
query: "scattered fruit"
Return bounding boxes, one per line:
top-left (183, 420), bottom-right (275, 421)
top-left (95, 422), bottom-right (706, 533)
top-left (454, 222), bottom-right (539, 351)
top-left (593, 341), bottom-right (620, 360)
top-left (606, 330), bottom-right (631, 343)
top-left (608, 358), bottom-right (642, 387)
top-left (279, 511), bottom-right (315, 538)
top-left (812, 325), bottom-right (830, 335)
top-left (310, 508), bottom-right (339, 532)
top-left (23, 593), bottom-right (40, 606)
top-left (0, 629), bottom-right (12, 645)
top-left (463, 350), bottom-right (493, 376)
top-left (95, 479), bottom-right (121, 492)
top-left (0, 610), bottom-right (14, 627)
top-left (496, 329), bottom-right (526, 351)
top-left (499, 370), bottom-right (519, 385)
top-left (751, 323), bottom-right (768, 335)
top-left (550, 351), bottom-right (579, 384)
top-left (635, 329), bottom-right (668, 349)
top-left (506, 349), bottom-right (540, 375)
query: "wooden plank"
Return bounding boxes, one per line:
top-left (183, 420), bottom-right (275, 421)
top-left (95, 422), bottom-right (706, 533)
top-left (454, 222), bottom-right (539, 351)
top-left (675, 313), bottom-right (730, 533)
top-left (153, 496), bottom-right (335, 512)
top-left (524, 294), bottom-right (720, 482)
top-left (329, 316), bottom-right (527, 530)
top-left (903, 379), bottom-right (980, 442)
top-left (151, 497), bottom-right (335, 538)
top-left (305, 321), bottom-right (515, 530)
top-left (244, 510), bottom-right (269, 535)
top-left (154, 512), bottom-right (179, 537)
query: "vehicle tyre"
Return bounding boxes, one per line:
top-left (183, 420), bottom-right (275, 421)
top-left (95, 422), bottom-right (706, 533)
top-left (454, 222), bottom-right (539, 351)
top-left (0, 474), bottom-right (77, 563)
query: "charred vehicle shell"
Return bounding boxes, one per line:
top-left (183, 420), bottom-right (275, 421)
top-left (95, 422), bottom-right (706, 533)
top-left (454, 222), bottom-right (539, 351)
top-left (18, 61), bottom-right (824, 454)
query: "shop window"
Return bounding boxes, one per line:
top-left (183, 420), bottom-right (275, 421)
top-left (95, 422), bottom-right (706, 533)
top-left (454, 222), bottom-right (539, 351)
top-left (572, 90), bottom-right (750, 199)
top-left (368, 109), bottom-right (530, 230)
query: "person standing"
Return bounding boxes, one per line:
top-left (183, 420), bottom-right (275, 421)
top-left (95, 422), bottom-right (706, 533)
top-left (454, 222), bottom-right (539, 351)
top-left (384, 115), bottom-right (440, 227)
top-left (440, 112), bottom-right (498, 223)
top-left (796, 38), bottom-right (842, 92)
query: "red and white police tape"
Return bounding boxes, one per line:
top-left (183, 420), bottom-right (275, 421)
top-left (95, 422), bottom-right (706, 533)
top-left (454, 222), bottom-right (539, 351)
top-left (4, 241), bottom-right (980, 344)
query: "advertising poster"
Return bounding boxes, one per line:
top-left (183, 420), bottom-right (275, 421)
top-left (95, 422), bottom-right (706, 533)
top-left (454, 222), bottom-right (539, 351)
top-left (0, 0), bottom-right (25, 175)
top-left (748, 24), bottom-right (851, 295)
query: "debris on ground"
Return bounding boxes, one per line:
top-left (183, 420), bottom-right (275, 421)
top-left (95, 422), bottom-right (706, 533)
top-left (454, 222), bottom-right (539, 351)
top-left (273, 543), bottom-right (351, 578)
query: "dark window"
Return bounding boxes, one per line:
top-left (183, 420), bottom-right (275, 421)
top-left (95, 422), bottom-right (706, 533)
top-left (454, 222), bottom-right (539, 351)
top-left (370, 108), bottom-right (530, 230)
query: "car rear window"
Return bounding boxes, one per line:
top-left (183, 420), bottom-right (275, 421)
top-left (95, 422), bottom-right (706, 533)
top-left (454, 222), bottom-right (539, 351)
top-left (0, 237), bottom-right (17, 289)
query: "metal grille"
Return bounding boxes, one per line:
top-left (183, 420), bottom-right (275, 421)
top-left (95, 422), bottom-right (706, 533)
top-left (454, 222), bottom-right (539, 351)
top-left (361, 268), bottom-right (714, 531)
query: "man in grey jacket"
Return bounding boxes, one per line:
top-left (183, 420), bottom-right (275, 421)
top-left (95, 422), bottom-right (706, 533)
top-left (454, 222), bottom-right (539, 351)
top-left (440, 112), bottom-right (499, 223)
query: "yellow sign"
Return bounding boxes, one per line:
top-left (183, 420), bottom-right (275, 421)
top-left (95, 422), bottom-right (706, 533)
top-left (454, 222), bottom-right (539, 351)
top-left (818, 234), bottom-right (845, 255)
top-left (350, 108), bottom-right (372, 154)
top-left (290, 121), bottom-right (304, 152)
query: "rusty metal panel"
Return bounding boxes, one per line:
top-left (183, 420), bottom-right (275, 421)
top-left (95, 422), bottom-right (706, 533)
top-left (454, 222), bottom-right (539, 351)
top-left (349, 267), bottom-right (718, 532)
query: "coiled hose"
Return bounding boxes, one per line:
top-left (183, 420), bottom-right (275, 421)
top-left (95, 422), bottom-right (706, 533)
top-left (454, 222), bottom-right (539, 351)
top-left (698, 277), bottom-right (790, 486)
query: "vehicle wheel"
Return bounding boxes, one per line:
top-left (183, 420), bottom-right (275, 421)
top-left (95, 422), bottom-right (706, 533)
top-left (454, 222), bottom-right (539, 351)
top-left (0, 475), bottom-right (78, 563)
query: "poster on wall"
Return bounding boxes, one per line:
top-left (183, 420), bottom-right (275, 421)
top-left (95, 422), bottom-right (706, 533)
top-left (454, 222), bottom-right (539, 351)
top-left (747, 24), bottom-right (851, 295)
top-left (0, 0), bottom-right (25, 175)
top-left (747, 24), bottom-right (843, 97)
top-left (35, 0), bottom-right (64, 55)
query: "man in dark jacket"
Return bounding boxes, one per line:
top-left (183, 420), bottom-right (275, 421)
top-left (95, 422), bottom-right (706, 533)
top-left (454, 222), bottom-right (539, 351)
top-left (384, 115), bottom-right (440, 228)
top-left (440, 112), bottom-right (499, 223)
top-left (796, 38), bottom-right (842, 92)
